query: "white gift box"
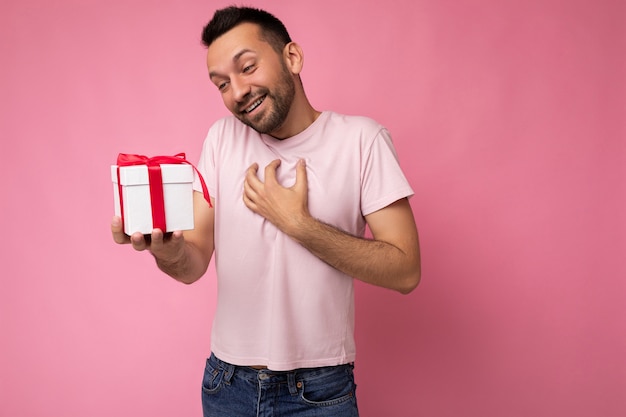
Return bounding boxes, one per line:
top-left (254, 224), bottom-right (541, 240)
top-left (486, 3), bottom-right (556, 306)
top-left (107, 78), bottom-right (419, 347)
top-left (111, 163), bottom-right (194, 235)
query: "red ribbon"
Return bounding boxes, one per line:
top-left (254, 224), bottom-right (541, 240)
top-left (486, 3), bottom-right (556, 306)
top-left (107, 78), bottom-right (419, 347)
top-left (116, 153), bottom-right (212, 233)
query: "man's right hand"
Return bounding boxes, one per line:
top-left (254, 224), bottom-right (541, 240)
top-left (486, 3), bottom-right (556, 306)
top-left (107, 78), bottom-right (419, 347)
top-left (110, 192), bottom-right (215, 284)
top-left (111, 216), bottom-right (186, 262)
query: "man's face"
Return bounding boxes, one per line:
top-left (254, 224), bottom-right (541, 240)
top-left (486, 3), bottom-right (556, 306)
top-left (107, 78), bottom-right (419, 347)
top-left (207, 23), bottom-right (295, 135)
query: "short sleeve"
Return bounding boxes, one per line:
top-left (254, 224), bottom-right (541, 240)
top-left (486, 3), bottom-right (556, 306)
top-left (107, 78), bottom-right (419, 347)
top-left (360, 128), bottom-right (414, 216)
top-left (193, 129), bottom-right (217, 199)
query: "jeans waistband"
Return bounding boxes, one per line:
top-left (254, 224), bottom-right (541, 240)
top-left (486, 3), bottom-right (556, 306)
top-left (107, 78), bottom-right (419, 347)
top-left (208, 352), bottom-right (354, 386)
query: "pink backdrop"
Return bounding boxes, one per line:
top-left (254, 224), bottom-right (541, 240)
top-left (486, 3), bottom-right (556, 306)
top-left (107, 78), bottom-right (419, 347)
top-left (1, 0), bottom-right (624, 416)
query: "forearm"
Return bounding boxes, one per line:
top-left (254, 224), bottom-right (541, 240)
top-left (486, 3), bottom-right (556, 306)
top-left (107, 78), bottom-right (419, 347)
top-left (288, 216), bottom-right (420, 294)
top-left (242, 162), bottom-right (420, 293)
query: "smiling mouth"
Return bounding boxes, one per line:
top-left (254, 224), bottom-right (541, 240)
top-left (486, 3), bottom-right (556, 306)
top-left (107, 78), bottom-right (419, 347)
top-left (242, 95), bottom-right (266, 114)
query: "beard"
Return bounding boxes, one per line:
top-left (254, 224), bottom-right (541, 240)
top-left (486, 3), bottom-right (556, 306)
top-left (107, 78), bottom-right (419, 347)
top-left (236, 64), bottom-right (296, 135)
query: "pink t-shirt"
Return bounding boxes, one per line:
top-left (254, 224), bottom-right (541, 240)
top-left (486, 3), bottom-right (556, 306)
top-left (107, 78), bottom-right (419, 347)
top-left (194, 111), bottom-right (413, 370)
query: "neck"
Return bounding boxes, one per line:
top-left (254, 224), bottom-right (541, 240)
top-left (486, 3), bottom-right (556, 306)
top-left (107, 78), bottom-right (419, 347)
top-left (269, 92), bottom-right (320, 140)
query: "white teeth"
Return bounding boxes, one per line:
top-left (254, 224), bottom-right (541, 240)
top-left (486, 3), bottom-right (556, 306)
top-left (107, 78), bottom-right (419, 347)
top-left (244, 96), bottom-right (265, 113)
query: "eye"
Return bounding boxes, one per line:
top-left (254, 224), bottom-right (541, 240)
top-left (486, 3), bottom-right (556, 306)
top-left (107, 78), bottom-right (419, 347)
top-left (217, 81), bottom-right (230, 91)
top-left (242, 64), bottom-right (255, 73)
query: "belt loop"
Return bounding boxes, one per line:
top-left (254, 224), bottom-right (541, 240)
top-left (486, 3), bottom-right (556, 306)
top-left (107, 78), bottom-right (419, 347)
top-left (287, 372), bottom-right (298, 396)
top-left (223, 362), bottom-right (235, 384)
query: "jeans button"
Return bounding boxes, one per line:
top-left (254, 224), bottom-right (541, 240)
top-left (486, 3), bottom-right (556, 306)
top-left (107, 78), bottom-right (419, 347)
top-left (259, 373), bottom-right (269, 380)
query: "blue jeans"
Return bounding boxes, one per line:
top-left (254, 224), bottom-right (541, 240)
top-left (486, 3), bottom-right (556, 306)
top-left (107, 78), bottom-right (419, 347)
top-left (202, 353), bottom-right (359, 416)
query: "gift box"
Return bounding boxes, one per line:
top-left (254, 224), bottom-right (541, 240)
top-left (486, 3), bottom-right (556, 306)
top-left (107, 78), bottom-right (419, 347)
top-left (111, 153), bottom-right (205, 235)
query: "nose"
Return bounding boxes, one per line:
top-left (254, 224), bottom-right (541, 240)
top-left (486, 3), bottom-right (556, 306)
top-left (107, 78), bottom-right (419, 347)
top-left (230, 76), bottom-right (251, 103)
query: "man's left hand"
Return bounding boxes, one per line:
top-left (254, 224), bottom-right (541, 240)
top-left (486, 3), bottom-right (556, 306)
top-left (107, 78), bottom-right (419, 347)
top-left (243, 158), bottom-right (309, 233)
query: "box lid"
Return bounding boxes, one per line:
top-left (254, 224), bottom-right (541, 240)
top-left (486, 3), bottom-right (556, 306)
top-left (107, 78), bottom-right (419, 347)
top-left (111, 164), bottom-right (194, 185)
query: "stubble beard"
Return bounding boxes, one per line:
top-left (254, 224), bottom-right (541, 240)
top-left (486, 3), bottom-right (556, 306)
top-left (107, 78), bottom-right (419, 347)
top-left (237, 67), bottom-right (296, 135)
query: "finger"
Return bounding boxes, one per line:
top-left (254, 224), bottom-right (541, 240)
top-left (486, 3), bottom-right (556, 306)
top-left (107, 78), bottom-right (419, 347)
top-left (149, 228), bottom-right (165, 252)
top-left (294, 158), bottom-right (308, 192)
top-left (111, 216), bottom-right (130, 244)
top-left (245, 162), bottom-right (259, 178)
top-left (170, 230), bottom-right (184, 241)
top-left (130, 232), bottom-right (149, 251)
top-left (243, 175), bottom-right (258, 200)
top-left (244, 162), bottom-right (263, 190)
top-left (149, 229), bottom-right (186, 263)
top-left (242, 191), bottom-right (257, 211)
top-left (264, 159), bottom-right (281, 185)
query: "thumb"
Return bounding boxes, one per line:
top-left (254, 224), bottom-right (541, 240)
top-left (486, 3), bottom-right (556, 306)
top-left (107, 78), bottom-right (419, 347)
top-left (111, 216), bottom-right (130, 244)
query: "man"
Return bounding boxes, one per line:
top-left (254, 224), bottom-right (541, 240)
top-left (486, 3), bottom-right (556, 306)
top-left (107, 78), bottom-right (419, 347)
top-left (112, 6), bottom-right (420, 416)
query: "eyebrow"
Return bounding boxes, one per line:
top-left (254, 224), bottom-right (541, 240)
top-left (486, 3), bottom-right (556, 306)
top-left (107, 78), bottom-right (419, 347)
top-left (209, 48), bottom-right (256, 79)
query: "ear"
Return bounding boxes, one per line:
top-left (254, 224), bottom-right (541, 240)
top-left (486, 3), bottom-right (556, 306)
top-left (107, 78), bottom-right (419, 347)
top-left (282, 42), bottom-right (304, 75)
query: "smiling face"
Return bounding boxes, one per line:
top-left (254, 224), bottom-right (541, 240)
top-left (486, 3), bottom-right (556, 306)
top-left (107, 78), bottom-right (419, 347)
top-left (207, 23), bottom-right (296, 136)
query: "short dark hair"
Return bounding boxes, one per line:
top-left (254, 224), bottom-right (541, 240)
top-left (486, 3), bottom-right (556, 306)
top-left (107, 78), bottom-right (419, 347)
top-left (201, 6), bottom-right (292, 54)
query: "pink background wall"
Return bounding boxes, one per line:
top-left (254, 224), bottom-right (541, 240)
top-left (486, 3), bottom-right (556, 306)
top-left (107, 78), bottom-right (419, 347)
top-left (1, 0), bottom-right (624, 416)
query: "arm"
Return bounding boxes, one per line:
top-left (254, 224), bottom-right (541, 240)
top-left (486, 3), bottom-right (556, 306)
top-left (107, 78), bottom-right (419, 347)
top-left (243, 159), bottom-right (421, 294)
top-left (290, 198), bottom-right (420, 294)
top-left (111, 191), bottom-right (215, 284)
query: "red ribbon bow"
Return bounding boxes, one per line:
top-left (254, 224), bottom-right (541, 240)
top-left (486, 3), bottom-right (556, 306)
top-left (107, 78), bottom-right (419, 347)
top-left (116, 152), bottom-right (212, 233)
